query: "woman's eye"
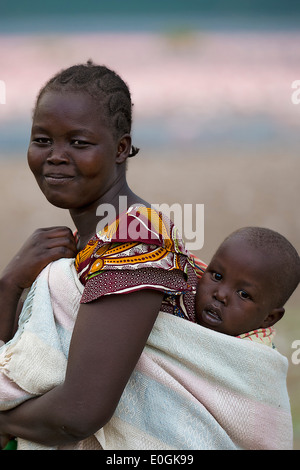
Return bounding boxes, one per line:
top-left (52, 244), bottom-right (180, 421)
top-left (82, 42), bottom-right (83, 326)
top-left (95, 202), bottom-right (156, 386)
top-left (238, 290), bottom-right (251, 300)
top-left (72, 140), bottom-right (89, 146)
top-left (211, 272), bottom-right (222, 281)
top-left (33, 137), bottom-right (51, 145)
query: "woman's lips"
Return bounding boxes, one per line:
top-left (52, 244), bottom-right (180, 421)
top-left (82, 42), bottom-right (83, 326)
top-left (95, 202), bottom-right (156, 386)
top-left (44, 174), bottom-right (75, 185)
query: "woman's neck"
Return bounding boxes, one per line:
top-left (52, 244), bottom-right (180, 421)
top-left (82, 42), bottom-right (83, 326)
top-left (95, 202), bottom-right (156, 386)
top-left (70, 178), bottom-right (148, 251)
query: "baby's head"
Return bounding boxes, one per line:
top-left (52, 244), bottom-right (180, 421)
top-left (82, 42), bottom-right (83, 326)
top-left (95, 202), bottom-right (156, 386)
top-left (195, 227), bottom-right (300, 336)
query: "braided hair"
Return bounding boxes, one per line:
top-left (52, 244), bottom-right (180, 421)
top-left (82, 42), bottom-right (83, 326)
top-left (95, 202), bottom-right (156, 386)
top-left (34, 60), bottom-right (139, 157)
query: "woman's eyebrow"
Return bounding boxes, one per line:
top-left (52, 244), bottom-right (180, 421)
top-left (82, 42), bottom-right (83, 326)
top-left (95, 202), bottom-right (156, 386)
top-left (31, 125), bottom-right (49, 133)
top-left (31, 126), bottom-right (95, 137)
top-left (67, 128), bottom-right (95, 137)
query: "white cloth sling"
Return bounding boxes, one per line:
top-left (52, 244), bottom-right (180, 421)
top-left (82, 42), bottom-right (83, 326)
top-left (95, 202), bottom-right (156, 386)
top-left (0, 258), bottom-right (293, 450)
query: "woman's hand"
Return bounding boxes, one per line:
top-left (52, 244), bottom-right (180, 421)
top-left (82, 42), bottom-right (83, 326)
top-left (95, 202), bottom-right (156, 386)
top-left (1, 226), bottom-right (78, 291)
top-left (0, 226), bottom-right (77, 343)
top-left (0, 434), bottom-right (13, 450)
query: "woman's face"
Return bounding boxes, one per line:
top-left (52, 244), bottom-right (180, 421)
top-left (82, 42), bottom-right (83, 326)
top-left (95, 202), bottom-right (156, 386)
top-left (27, 91), bottom-right (124, 210)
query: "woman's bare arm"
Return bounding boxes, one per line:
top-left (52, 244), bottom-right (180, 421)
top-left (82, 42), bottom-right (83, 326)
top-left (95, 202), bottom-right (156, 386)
top-left (0, 289), bottom-right (163, 446)
top-left (0, 278), bottom-right (23, 344)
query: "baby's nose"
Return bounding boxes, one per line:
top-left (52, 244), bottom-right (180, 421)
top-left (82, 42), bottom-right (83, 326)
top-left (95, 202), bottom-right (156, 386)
top-left (213, 286), bottom-right (228, 305)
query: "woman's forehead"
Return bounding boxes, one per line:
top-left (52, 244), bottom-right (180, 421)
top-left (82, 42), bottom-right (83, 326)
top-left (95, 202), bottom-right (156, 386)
top-left (36, 90), bottom-right (98, 114)
top-left (34, 90), bottom-right (108, 128)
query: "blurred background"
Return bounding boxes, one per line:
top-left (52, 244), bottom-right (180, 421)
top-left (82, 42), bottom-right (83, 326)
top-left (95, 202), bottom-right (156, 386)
top-left (0, 0), bottom-right (299, 449)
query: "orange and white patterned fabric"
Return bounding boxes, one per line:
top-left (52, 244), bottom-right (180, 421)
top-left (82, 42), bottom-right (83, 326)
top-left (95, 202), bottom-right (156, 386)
top-left (75, 204), bottom-right (205, 322)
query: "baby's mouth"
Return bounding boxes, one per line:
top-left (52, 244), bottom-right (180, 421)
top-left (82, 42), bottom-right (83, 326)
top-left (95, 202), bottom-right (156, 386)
top-left (201, 304), bottom-right (222, 325)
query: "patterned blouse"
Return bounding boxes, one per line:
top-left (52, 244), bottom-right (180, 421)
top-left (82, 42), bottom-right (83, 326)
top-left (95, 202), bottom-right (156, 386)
top-left (75, 205), bottom-right (206, 322)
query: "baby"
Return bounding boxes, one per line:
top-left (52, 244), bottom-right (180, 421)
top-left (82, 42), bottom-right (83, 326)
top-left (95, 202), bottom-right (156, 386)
top-left (195, 226), bottom-right (300, 337)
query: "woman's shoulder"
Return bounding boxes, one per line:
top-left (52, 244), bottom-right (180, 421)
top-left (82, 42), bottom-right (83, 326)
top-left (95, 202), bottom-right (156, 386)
top-left (96, 204), bottom-right (188, 255)
top-left (74, 204), bottom-right (208, 321)
top-left (75, 204), bottom-right (193, 286)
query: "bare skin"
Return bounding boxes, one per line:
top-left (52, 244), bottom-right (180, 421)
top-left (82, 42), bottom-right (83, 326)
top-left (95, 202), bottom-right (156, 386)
top-left (0, 90), bottom-right (163, 447)
top-left (195, 238), bottom-right (285, 336)
top-left (0, 226), bottom-right (78, 342)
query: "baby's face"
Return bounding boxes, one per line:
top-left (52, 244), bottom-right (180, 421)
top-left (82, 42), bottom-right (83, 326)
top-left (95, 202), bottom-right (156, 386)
top-left (195, 238), bottom-right (278, 336)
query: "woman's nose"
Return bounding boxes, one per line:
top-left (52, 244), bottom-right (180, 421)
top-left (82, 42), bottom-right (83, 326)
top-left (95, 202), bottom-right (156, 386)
top-left (47, 146), bottom-right (69, 164)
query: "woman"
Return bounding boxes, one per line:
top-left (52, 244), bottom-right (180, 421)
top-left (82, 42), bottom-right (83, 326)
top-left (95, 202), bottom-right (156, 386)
top-left (0, 62), bottom-right (198, 448)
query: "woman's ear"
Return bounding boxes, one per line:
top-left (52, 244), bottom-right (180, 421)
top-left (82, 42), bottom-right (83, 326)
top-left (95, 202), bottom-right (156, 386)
top-left (261, 307), bottom-right (285, 328)
top-left (116, 134), bottom-right (132, 164)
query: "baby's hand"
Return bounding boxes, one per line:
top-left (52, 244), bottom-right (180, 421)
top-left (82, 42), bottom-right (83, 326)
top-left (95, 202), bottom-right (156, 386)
top-left (1, 227), bottom-right (77, 290)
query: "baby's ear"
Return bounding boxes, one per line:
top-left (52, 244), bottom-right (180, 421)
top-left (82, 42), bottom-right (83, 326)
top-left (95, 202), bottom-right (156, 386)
top-left (262, 307), bottom-right (285, 328)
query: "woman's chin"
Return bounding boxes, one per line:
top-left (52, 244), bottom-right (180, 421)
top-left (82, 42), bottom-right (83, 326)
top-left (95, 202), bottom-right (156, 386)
top-left (44, 194), bottom-right (75, 209)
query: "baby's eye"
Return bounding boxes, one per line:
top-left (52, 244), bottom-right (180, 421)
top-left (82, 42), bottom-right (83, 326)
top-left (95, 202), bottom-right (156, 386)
top-left (237, 290), bottom-right (251, 300)
top-left (211, 272), bottom-right (222, 281)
